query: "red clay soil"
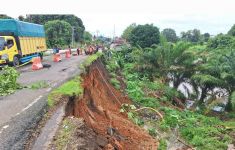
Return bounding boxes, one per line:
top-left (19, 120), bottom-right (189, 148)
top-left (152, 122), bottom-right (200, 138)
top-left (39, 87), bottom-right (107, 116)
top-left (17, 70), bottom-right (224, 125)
top-left (73, 60), bottom-right (158, 150)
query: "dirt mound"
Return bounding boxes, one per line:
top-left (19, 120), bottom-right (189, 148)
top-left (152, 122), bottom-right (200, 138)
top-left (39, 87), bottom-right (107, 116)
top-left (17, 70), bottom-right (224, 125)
top-left (72, 60), bottom-right (158, 150)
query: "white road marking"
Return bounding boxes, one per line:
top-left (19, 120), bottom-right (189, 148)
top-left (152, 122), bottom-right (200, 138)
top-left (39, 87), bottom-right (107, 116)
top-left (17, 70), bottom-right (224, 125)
top-left (2, 125), bottom-right (9, 129)
top-left (0, 125), bottom-right (9, 134)
top-left (13, 95), bottom-right (43, 120)
top-left (21, 95), bottom-right (43, 112)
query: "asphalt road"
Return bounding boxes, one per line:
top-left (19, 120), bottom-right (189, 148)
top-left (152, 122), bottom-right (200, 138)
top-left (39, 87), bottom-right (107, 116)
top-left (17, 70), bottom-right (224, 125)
top-left (0, 52), bottom-right (87, 149)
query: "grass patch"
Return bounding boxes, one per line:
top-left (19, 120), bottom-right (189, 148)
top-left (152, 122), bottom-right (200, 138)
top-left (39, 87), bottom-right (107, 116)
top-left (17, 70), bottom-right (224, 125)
top-left (54, 118), bottom-right (76, 150)
top-left (47, 76), bottom-right (83, 107)
top-left (29, 81), bottom-right (49, 89)
top-left (158, 139), bottom-right (167, 150)
top-left (80, 52), bottom-right (103, 70)
top-left (54, 76), bottom-right (82, 96)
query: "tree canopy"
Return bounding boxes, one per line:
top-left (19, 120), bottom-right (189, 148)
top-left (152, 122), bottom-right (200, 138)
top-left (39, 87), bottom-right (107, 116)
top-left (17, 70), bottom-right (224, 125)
top-left (119, 24), bottom-right (235, 112)
top-left (0, 15), bottom-right (12, 19)
top-left (161, 28), bottom-right (178, 43)
top-left (129, 24), bottom-right (160, 48)
top-left (44, 20), bottom-right (72, 48)
top-left (181, 29), bottom-right (201, 43)
top-left (25, 15), bottom-right (85, 42)
top-left (228, 24), bottom-right (235, 36)
top-left (121, 23), bottom-right (136, 41)
top-left (202, 33), bottom-right (210, 42)
top-left (207, 34), bottom-right (235, 49)
top-left (83, 31), bottom-right (93, 43)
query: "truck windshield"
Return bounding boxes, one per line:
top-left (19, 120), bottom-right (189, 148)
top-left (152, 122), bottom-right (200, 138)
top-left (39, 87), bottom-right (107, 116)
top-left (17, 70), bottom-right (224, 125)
top-left (0, 37), bottom-right (5, 51)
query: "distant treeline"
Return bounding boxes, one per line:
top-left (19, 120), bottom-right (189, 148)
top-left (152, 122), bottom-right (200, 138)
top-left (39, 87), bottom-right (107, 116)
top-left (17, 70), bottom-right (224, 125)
top-left (0, 14), bottom-right (88, 48)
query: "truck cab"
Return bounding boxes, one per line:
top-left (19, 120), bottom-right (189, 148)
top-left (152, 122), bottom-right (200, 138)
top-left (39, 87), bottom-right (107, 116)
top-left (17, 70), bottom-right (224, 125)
top-left (0, 36), bottom-right (19, 66)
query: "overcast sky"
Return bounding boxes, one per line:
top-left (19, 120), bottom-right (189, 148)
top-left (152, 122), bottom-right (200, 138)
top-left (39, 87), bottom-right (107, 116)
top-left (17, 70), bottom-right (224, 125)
top-left (2, 0), bottom-right (235, 37)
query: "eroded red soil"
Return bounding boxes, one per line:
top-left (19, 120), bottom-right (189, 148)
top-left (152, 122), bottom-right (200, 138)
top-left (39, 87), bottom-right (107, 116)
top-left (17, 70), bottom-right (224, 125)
top-left (73, 60), bottom-right (158, 150)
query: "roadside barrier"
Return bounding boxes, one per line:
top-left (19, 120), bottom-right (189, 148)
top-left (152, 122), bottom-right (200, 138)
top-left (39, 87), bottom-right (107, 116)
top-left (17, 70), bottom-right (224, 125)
top-left (53, 53), bottom-right (62, 62)
top-left (32, 57), bottom-right (43, 70)
top-left (65, 50), bottom-right (71, 58)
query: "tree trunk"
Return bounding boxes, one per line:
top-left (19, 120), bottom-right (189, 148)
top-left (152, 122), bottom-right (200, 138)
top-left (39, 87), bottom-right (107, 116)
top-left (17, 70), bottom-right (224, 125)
top-left (173, 79), bottom-right (181, 89)
top-left (199, 88), bottom-right (207, 105)
top-left (225, 91), bottom-right (233, 112)
top-left (225, 99), bottom-right (232, 112)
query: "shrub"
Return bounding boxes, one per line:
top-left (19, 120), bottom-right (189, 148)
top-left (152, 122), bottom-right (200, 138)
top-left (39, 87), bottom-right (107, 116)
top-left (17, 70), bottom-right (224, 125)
top-left (0, 66), bottom-right (20, 95)
top-left (110, 78), bottom-right (121, 89)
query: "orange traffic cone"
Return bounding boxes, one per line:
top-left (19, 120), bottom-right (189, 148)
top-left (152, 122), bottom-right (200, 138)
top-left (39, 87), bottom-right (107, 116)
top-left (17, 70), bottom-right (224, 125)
top-left (65, 50), bottom-right (71, 58)
top-left (53, 53), bottom-right (62, 62)
top-left (32, 57), bottom-right (43, 70)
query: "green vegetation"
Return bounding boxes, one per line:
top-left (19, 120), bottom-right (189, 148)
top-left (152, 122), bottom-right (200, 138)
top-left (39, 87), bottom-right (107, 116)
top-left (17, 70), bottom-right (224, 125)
top-left (181, 29), bottom-right (201, 43)
top-left (48, 76), bottom-right (82, 107)
top-left (103, 23), bottom-right (235, 149)
top-left (83, 31), bottom-right (93, 43)
top-left (53, 117), bottom-right (77, 150)
top-left (120, 104), bottom-right (144, 126)
top-left (23, 15), bottom-right (85, 46)
top-left (115, 34), bottom-right (235, 111)
top-left (29, 81), bottom-right (49, 89)
top-left (80, 52), bottom-right (103, 71)
top-left (0, 66), bottom-right (21, 96)
top-left (158, 139), bottom-right (167, 150)
top-left (161, 28), bottom-right (178, 43)
top-left (110, 78), bottom-right (121, 89)
top-left (228, 24), bottom-right (235, 36)
top-left (45, 20), bottom-right (72, 48)
top-left (208, 34), bottom-right (235, 49)
top-left (0, 15), bottom-right (12, 19)
top-left (160, 108), bottom-right (233, 150)
top-left (121, 23), bottom-right (137, 42)
top-left (129, 24), bottom-right (160, 48)
top-left (53, 78), bottom-right (82, 96)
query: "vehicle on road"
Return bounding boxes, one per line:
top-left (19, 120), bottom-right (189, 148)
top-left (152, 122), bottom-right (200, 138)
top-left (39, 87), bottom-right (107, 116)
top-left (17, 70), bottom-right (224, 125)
top-left (0, 19), bottom-right (47, 67)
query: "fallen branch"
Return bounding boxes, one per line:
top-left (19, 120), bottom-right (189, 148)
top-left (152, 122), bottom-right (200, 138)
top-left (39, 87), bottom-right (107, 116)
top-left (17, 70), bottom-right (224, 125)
top-left (134, 107), bottom-right (163, 120)
top-left (173, 97), bottom-right (185, 109)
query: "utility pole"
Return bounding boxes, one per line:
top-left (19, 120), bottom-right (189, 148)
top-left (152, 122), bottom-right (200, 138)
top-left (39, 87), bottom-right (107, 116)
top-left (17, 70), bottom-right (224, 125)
top-left (96, 30), bottom-right (99, 38)
top-left (113, 24), bottom-right (116, 40)
top-left (71, 26), bottom-right (75, 48)
top-left (26, 14), bottom-right (31, 22)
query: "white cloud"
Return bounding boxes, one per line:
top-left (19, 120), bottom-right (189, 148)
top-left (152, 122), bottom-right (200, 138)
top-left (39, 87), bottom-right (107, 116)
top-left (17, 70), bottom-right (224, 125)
top-left (1, 0), bottom-right (235, 37)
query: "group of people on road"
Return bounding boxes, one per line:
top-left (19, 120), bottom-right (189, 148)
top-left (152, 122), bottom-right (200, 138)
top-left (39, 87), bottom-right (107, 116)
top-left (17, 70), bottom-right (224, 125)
top-left (78, 44), bottom-right (103, 55)
top-left (52, 44), bottom-right (104, 56)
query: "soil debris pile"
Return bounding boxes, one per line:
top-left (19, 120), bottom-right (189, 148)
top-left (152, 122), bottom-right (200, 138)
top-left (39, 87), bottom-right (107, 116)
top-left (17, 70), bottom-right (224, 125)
top-left (73, 60), bottom-right (158, 149)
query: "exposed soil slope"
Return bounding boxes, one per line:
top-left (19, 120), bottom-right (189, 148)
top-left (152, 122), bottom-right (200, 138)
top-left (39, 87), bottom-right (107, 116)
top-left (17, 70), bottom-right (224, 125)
top-left (72, 60), bottom-right (158, 150)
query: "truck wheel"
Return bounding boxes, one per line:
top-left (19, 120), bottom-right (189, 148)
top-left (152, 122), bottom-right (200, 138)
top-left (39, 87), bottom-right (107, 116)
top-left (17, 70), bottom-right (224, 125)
top-left (13, 56), bottom-right (20, 67)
